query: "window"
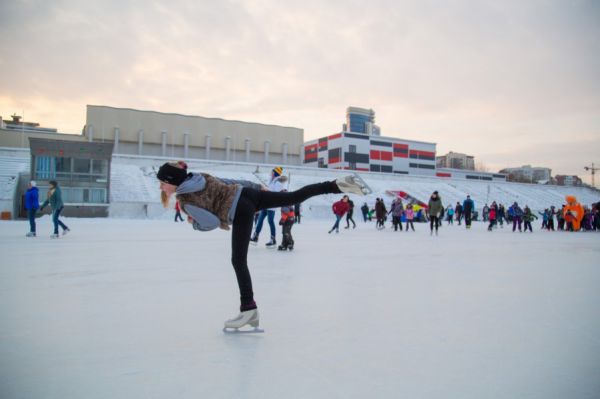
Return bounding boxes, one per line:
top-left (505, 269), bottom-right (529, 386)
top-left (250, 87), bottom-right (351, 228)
top-left (90, 188), bottom-right (107, 203)
top-left (68, 188), bottom-right (85, 202)
top-left (35, 156), bottom-right (53, 179)
top-left (92, 159), bottom-right (109, 181)
top-left (73, 158), bottom-right (91, 181)
top-left (74, 158), bottom-right (90, 174)
top-left (55, 157), bottom-right (70, 172)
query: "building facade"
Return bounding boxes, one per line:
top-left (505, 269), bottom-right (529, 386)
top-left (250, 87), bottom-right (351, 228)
top-left (554, 175), bottom-right (583, 186)
top-left (1, 106), bottom-right (305, 166)
top-left (28, 138), bottom-right (113, 217)
top-left (436, 168), bottom-right (506, 182)
top-left (303, 107), bottom-right (436, 175)
top-left (436, 151), bottom-right (475, 170)
top-left (499, 165), bottom-right (552, 183)
top-left (85, 105), bottom-right (303, 165)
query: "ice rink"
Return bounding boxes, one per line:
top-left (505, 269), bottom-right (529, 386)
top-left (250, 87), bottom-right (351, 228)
top-left (1, 216), bottom-right (599, 399)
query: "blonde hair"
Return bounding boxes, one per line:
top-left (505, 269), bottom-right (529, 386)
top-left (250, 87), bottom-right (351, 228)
top-left (161, 190), bottom-right (170, 208)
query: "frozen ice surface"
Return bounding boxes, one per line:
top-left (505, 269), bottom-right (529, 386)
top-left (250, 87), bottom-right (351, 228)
top-left (1, 217), bottom-right (599, 399)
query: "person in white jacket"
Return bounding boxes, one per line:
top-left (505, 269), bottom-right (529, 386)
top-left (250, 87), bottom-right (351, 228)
top-left (250, 166), bottom-right (286, 247)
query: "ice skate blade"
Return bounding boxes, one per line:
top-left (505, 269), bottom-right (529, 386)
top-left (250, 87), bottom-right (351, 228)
top-left (223, 327), bottom-right (265, 334)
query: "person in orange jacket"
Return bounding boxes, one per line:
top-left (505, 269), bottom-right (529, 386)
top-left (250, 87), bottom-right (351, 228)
top-left (563, 195), bottom-right (584, 231)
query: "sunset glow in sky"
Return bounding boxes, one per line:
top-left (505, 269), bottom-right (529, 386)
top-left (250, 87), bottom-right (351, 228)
top-left (1, 0), bottom-right (599, 182)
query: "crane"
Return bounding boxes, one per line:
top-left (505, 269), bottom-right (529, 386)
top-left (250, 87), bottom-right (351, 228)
top-left (584, 163), bottom-right (599, 187)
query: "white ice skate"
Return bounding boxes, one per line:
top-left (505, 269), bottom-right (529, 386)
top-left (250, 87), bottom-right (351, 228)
top-left (223, 309), bottom-right (264, 334)
top-left (336, 175), bottom-right (371, 195)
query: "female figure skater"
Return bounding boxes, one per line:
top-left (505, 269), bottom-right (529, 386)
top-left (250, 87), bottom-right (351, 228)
top-left (157, 161), bottom-right (368, 331)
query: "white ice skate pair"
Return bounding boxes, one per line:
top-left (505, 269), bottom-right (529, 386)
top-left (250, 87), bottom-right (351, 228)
top-left (336, 175), bottom-right (371, 196)
top-left (223, 308), bottom-right (264, 334)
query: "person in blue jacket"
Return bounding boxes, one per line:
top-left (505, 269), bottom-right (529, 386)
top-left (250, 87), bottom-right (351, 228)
top-left (462, 195), bottom-right (475, 229)
top-left (24, 180), bottom-right (39, 237)
top-left (509, 202), bottom-right (524, 232)
top-left (40, 180), bottom-right (70, 238)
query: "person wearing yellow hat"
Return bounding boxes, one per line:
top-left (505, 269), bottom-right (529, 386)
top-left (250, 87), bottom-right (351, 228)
top-left (250, 167), bottom-right (286, 248)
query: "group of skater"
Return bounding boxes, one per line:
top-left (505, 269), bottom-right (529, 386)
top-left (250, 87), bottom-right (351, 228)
top-left (331, 192), bottom-right (600, 235)
top-left (346, 191), bottom-right (468, 235)
top-left (26, 161), bottom-right (598, 333)
top-left (458, 199), bottom-right (600, 233)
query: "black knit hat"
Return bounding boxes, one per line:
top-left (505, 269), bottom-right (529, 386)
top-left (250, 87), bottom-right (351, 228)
top-left (157, 162), bottom-right (188, 186)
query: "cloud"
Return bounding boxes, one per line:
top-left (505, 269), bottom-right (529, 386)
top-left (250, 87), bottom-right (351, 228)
top-left (1, 0), bottom-right (599, 179)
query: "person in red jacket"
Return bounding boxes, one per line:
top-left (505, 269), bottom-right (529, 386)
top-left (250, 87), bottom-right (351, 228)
top-left (329, 195), bottom-right (350, 234)
top-left (174, 200), bottom-right (184, 222)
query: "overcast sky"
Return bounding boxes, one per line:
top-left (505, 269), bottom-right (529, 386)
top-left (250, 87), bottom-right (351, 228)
top-left (1, 0), bottom-right (599, 183)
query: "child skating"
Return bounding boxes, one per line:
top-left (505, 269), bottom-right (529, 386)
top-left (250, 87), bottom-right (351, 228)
top-left (278, 200), bottom-right (295, 251)
top-left (157, 162), bottom-right (368, 332)
top-left (405, 204), bottom-right (415, 232)
top-left (523, 206), bottom-right (537, 232)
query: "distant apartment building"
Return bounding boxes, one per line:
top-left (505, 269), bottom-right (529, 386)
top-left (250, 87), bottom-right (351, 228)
top-left (436, 151), bottom-right (475, 170)
top-left (499, 165), bottom-right (552, 183)
top-left (554, 175), bottom-right (582, 186)
top-left (303, 107), bottom-right (436, 176)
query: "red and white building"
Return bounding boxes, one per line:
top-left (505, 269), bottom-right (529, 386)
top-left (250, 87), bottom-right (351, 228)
top-left (303, 132), bottom-right (437, 175)
top-left (302, 107), bottom-right (509, 181)
top-left (303, 107), bottom-right (437, 175)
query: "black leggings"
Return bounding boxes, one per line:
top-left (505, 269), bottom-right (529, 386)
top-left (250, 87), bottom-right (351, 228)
top-left (429, 216), bottom-right (439, 231)
top-left (346, 211), bottom-right (356, 228)
top-left (231, 181), bottom-right (340, 310)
